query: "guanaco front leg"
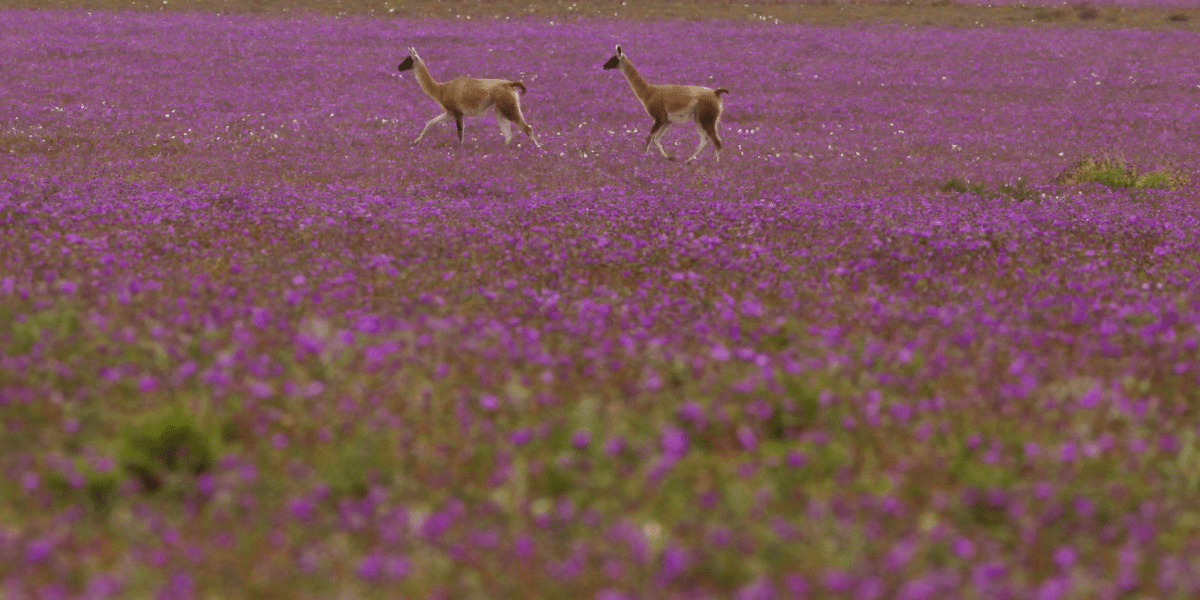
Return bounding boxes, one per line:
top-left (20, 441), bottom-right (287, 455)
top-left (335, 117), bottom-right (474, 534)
top-left (413, 112), bottom-right (450, 145)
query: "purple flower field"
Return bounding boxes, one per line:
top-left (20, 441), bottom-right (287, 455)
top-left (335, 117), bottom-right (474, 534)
top-left (3, 9), bottom-right (1200, 600)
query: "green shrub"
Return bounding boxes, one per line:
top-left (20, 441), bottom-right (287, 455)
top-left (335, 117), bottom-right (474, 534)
top-left (84, 470), bottom-right (120, 515)
top-left (43, 462), bottom-right (120, 515)
top-left (997, 178), bottom-right (1039, 202)
top-left (941, 177), bottom-right (1041, 202)
top-left (539, 464), bottom-right (574, 497)
top-left (323, 441), bottom-right (383, 499)
top-left (940, 177), bottom-right (989, 195)
top-left (119, 409), bottom-right (218, 493)
top-left (1056, 155), bottom-right (1190, 190)
top-left (320, 432), bottom-right (403, 500)
top-left (1134, 171), bottom-right (1176, 190)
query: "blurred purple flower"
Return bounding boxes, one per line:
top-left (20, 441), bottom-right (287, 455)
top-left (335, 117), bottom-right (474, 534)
top-left (25, 538), bottom-right (54, 564)
top-left (513, 533), bottom-right (536, 559)
top-left (602, 558), bottom-right (625, 580)
top-left (81, 575), bottom-right (124, 600)
top-left (1074, 496), bottom-right (1096, 518)
top-left (1035, 576), bottom-right (1071, 600)
top-left (896, 577), bottom-right (938, 600)
top-left (604, 435), bottom-right (625, 457)
top-left (250, 307), bottom-right (271, 329)
top-left (656, 545), bottom-right (689, 584)
top-left (736, 577), bottom-right (777, 600)
top-left (1052, 545), bottom-right (1078, 571)
top-left (479, 394), bottom-right (500, 411)
top-left (736, 424), bottom-right (759, 452)
top-left (885, 539), bottom-right (915, 570)
top-left (510, 427), bottom-right (533, 446)
top-left (39, 585), bottom-right (68, 600)
top-left (1078, 386), bottom-right (1102, 408)
top-left (156, 572), bottom-right (194, 600)
top-left (784, 574), bottom-right (809, 598)
top-left (678, 401), bottom-right (706, 427)
top-left (854, 577), bottom-right (884, 600)
top-left (824, 569), bottom-right (853, 593)
top-left (289, 498), bottom-right (314, 522)
top-left (137, 375), bottom-right (158, 393)
top-left (595, 590), bottom-right (635, 600)
top-left (953, 537), bottom-right (976, 559)
top-left (1059, 442), bottom-right (1077, 463)
top-left (660, 425), bottom-right (689, 461)
top-left (357, 554), bottom-right (384, 580)
top-left (571, 429), bottom-right (592, 450)
top-left (197, 474), bottom-right (215, 496)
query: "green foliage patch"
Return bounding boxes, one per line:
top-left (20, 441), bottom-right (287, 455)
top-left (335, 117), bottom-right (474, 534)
top-left (940, 177), bottom-right (1040, 202)
top-left (1056, 155), bottom-right (1190, 190)
top-left (118, 408), bottom-right (219, 494)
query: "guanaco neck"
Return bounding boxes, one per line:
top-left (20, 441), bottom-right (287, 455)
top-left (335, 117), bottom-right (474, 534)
top-left (412, 58), bottom-right (442, 99)
top-left (618, 57), bottom-right (653, 103)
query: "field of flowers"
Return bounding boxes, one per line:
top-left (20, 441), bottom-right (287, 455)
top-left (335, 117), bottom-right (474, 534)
top-left (3, 8), bottom-right (1200, 600)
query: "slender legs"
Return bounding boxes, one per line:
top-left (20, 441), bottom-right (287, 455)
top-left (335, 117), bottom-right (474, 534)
top-left (648, 121), bottom-right (722, 163)
top-left (642, 97), bottom-right (723, 163)
top-left (686, 129), bottom-right (710, 163)
top-left (494, 92), bottom-right (542, 149)
top-left (414, 96), bottom-right (541, 149)
top-left (411, 110), bottom-right (463, 146)
top-left (687, 123), bottom-right (723, 163)
top-left (692, 97), bottom-right (723, 163)
top-left (497, 118), bottom-right (513, 145)
top-left (413, 112), bottom-right (450, 145)
top-left (644, 119), bottom-right (674, 159)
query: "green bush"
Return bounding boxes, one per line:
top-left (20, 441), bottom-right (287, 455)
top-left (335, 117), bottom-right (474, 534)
top-left (997, 178), bottom-right (1039, 202)
top-left (118, 409), bottom-right (218, 493)
top-left (941, 177), bottom-right (1039, 201)
top-left (320, 434), bottom-right (399, 499)
top-left (939, 177), bottom-right (989, 195)
top-left (43, 462), bottom-right (121, 515)
top-left (1056, 155), bottom-right (1190, 190)
top-left (84, 470), bottom-right (120, 515)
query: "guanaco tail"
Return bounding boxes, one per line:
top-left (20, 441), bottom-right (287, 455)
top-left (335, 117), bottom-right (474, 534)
top-left (602, 45), bottom-right (728, 163)
top-left (397, 47), bottom-right (541, 149)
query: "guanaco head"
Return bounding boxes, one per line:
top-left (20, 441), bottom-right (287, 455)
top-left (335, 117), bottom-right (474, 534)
top-left (398, 47), bottom-right (421, 72)
top-left (602, 45), bottom-right (623, 70)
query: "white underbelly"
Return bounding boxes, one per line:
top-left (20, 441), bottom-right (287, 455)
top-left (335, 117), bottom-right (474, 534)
top-left (667, 107), bottom-right (696, 123)
top-left (462, 98), bottom-right (494, 117)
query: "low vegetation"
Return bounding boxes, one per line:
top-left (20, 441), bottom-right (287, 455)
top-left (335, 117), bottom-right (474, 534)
top-left (1056, 155), bottom-right (1190, 190)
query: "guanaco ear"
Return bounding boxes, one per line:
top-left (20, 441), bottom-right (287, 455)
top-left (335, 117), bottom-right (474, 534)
top-left (616, 45), bottom-right (622, 56)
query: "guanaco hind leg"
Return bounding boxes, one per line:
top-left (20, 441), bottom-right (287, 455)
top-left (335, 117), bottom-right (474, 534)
top-left (496, 117), bottom-right (513, 145)
top-left (689, 96), bottom-right (724, 163)
top-left (494, 92), bottom-right (542, 149)
top-left (686, 126), bottom-right (710, 163)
